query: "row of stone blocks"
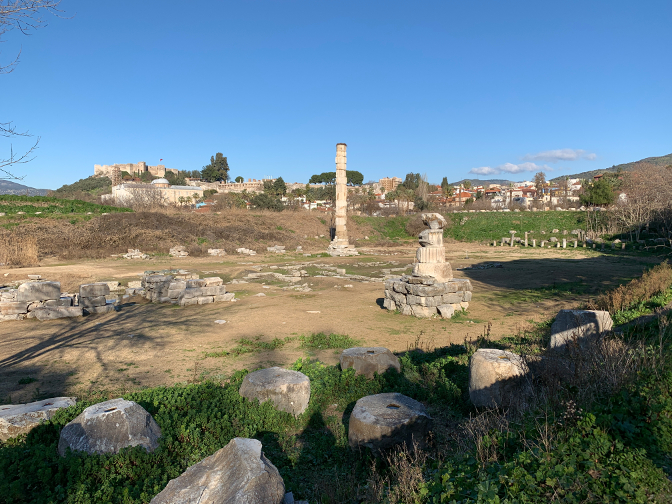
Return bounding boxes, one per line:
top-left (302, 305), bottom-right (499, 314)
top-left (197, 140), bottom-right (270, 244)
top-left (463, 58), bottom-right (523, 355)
top-left (0, 281), bottom-right (117, 322)
top-left (469, 309), bottom-right (613, 407)
top-left (383, 275), bottom-right (472, 318)
top-left (141, 275), bottom-right (235, 306)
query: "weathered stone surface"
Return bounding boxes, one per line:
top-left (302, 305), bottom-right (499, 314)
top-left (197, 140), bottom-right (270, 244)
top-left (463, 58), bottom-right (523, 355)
top-left (32, 306), bottom-right (83, 320)
top-left (422, 212), bottom-right (447, 229)
top-left (406, 283), bottom-right (447, 297)
top-left (187, 279), bottom-right (207, 288)
top-left (213, 293), bottom-right (235, 302)
top-left (383, 298), bottom-right (396, 311)
top-left (150, 438), bottom-right (284, 504)
top-left (469, 349), bottom-right (528, 407)
top-left (0, 301), bottom-right (28, 315)
top-left (17, 281), bottom-right (61, 302)
top-left (392, 281), bottom-right (408, 294)
top-left (197, 296), bottom-right (214, 305)
top-left (550, 310), bottom-right (613, 350)
top-left (437, 304), bottom-right (455, 319)
top-left (239, 368), bottom-right (310, 417)
top-left (203, 277), bottom-right (223, 286)
top-left (0, 397), bottom-right (76, 442)
top-left (348, 393), bottom-right (432, 455)
top-left (412, 263), bottom-right (452, 282)
top-left (79, 283), bottom-right (111, 298)
top-left (168, 281), bottom-right (187, 291)
top-left (80, 295), bottom-right (107, 308)
top-left (58, 398), bottom-right (161, 456)
top-left (340, 347), bottom-right (401, 378)
top-left (411, 305), bottom-right (436, 318)
top-left (441, 293), bottom-right (463, 304)
top-left (83, 304), bottom-right (115, 315)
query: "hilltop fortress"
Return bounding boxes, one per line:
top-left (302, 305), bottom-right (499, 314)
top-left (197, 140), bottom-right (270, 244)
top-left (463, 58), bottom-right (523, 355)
top-left (94, 162), bottom-right (178, 179)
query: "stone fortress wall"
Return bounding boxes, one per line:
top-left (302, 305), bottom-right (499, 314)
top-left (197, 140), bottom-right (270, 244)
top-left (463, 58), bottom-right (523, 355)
top-left (94, 162), bottom-right (178, 179)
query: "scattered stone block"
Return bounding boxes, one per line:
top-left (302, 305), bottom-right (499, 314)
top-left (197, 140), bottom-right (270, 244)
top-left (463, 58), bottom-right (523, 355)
top-left (169, 245), bottom-right (189, 257)
top-left (80, 295), bottom-right (107, 308)
top-left (27, 274), bottom-right (41, 280)
top-left (127, 281), bottom-right (142, 289)
top-left (149, 438), bottom-right (284, 504)
top-left (32, 306), bottom-right (83, 320)
top-left (437, 304), bottom-right (455, 318)
top-left (58, 398), bottom-right (161, 456)
top-left (80, 283), bottom-right (111, 298)
top-left (207, 248), bottom-right (227, 256)
top-left (0, 397), bottom-right (76, 442)
top-left (340, 347), bottom-right (401, 378)
top-left (469, 349), bottom-right (528, 407)
top-left (550, 310), bottom-right (613, 350)
top-left (214, 293), bottom-right (235, 302)
top-left (0, 301), bottom-right (28, 315)
top-left (203, 277), bottom-right (223, 286)
top-left (83, 304), bottom-right (115, 315)
top-left (348, 393), bottom-right (432, 455)
top-left (17, 281), bottom-right (61, 302)
top-left (239, 367), bottom-right (311, 417)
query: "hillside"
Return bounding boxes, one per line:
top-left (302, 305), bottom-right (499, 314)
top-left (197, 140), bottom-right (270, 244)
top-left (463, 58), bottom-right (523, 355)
top-left (0, 180), bottom-right (49, 196)
top-left (449, 178), bottom-right (514, 187)
top-left (551, 152), bottom-right (672, 181)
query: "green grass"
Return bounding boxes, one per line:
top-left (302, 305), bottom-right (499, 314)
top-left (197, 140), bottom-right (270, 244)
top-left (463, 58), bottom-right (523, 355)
top-left (17, 377), bottom-right (37, 385)
top-left (0, 195), bottom-right (130, 216)
top-left (298, 332), bottom-right (360, 350)
top-left (204, 336), bottom-right (287, 358)
top-left (353, 212), bottom-right (586, 243)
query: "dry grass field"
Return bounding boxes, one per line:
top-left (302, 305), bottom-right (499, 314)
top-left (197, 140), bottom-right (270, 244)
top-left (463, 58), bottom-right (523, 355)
top-left (0, 241), bottom-right (658, 403)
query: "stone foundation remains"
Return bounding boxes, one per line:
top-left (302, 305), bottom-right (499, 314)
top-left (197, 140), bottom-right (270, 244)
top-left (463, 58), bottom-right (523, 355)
top-left (141, 273), bottom-right (234, 306)
top-left (383, 213), bottom-right (472, 318)
top-left (1, 281), bottom-right (83, 322)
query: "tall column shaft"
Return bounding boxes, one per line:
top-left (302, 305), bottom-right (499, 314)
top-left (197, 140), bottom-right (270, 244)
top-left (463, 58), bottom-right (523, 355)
top-left (334, 143), bottom-right (348, 243)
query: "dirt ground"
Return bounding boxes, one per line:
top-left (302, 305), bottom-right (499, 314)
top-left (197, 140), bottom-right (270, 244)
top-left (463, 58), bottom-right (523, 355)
top-left (0, 243), bottom-right (659, 403)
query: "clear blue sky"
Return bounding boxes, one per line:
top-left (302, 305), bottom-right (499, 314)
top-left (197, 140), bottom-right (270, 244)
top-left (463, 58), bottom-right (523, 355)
top-left (2, 0), bottom-right (671, 189)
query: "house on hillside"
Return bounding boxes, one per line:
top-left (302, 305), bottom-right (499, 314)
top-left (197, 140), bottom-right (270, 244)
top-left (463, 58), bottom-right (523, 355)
top-left (104, 178), bottom-right (204, 206)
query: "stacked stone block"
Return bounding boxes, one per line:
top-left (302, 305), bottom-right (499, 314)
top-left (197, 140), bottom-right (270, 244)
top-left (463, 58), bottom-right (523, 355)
top-left (1, 281), bottom-right (81, 322)
top-left (79, 283), bottom-right (116, 315)
top-left (384, 275), bottom-right (472, 318)
top-left (141, 275), bottom-right (235, 306)
top-left (383, 213), bottom-right (472, 319)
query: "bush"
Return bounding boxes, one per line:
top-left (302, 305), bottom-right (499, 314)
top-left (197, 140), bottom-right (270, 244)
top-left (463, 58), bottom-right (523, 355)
top-left (595, 261), bottom-right (672, 314)
top-left (250, 193), bottom-right (284, 211)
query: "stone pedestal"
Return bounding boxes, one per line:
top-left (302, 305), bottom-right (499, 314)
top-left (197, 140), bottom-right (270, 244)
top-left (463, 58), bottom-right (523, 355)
top-left (340, 347), bottom-right (400, 378)
top-left (239, 367), bottom-right (311, 417)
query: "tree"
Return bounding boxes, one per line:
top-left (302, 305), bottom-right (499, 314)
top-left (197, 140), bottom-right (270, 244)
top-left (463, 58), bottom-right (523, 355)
top-left (401, 173), bottom-right (421, 191)
top-left (580, 177), bottom-right (615, 206)
top-left (309, 172), bottom-right (336, 184)
top-left (273, 177), bottom-right (287, 196)
top-left (346, 170), bottom-right (363, 185)
top-left (463, 180), bottom-right (472, 191)
top-left (250, 192), bottom-right (284, 211)
top-left (534, 171), bottom-right (546, 200)
top-left (235, 176), bottom-right (244, 183)
top-left (200, 153), bottom-right (229, 182)
top-left (1, 1), bottom-right (63, 179)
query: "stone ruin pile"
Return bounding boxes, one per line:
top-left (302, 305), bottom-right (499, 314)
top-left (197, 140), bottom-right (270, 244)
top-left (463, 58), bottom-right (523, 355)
top-left (141, 274), bottom-right (234, 306)
top-left (383, 213), bottom-right (472, 318)
top-left (1, 281), bottom-right (82, 322)
top-left (123, 249), bottom-right (149, 259)
top-left (0, 280), bottom-right (123, 322)
top-left (168, 245), bottom-right (189, 258)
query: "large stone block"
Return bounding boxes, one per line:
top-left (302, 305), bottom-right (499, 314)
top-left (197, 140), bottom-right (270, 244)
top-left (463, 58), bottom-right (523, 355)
top-left (392, 281), bottom-right (408, 294)
top-left (0, 397), bottom-right (76, 442)
top-left (79, 283), bottom-right (111, 298)
top-left (0, 301), bottom-right (28, 315)
top-left (383, 298), bottom-right (396, 311)
top-left (469, 349), bottom-right (528, 407)
top-left (203, 277), bottom-right (223, 286)
top-left (437, 304), bottom-right (455, 319)
top-left (412, 263), bottom-right (452, 282)
top-left (150, 438), bottom-right (284, 504)
top-left (80, 295), bottom-right (107, 308)
top-left (550, 310), bottom-right (613, 350)
top-left (167, 281), bottom-right (187, 291)
top-left (32, 306), bottom-right (83, 320)
top-left (411, 305), bottom-right (437, 318)
top-left (340, 347), bottom-right (401, 378)
top-left (239, 368), bottom-right (310, 417)
top-left (58, 398), bottom-right (161, 456)
top-left (213, 293), bottom-right (235, 302)
top-left (407, 283), bottom-right (447, 297)
top-left (83, 304), bottom-right (115, 315)
top-left (441, 293), bottom-right (463, 304)
top-left (17, 281), bottom-right (61, 302)
top-left (348, 393), bottom-right (432, 455)
top-left (186, 279), bottom-right (207, 288)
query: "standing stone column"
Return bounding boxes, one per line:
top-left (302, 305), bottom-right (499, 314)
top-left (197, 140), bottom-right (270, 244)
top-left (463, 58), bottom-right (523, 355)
top-left (327, 143), bottom-right (358, 257)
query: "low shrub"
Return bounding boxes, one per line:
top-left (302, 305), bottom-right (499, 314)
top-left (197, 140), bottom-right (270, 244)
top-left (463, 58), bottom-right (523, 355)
top-left (0, 233), bottom-right (38, 267)
top-left (595, 261), bottom-right (672, 314)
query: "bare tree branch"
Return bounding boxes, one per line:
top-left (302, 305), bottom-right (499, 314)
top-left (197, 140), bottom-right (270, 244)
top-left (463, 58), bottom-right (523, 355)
top-left (1, 1), bottom-right (64, 178)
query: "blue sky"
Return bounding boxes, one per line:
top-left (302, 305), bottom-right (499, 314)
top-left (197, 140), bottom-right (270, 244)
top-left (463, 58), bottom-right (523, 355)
top-left (2, 0), bottom-right (671, 189)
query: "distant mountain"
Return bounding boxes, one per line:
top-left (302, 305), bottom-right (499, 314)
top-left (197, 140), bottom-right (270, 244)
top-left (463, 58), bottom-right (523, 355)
top-left (450, 178), bottom-right (515, 187)
top-left (0, 180), bottom-right (49, 196)
top-left (551, 153), bottom-right (672, 182)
